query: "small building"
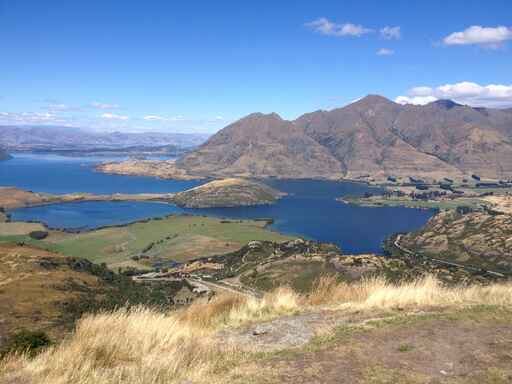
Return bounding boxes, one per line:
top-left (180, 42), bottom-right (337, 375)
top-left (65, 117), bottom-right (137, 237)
top-left (171, 286), bottom-right (195, 305)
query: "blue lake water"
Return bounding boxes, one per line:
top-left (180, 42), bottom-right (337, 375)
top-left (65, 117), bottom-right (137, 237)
top-left (0, 153), bottom-right (202, 194)
top-left (2, 154), bottom-right (436, 254)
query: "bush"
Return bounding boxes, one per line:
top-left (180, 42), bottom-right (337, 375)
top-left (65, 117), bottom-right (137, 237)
top-left (1, 329), bottom-right (52, 358)
top-left (29, 231), bottom-right (49, 240)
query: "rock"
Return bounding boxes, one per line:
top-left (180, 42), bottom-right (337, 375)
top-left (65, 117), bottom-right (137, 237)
top-left (252, 325), bottom-right (271, 336)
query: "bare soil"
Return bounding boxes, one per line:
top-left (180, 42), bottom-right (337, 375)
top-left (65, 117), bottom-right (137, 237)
top-left (226, 308), bottom-right (512, 384)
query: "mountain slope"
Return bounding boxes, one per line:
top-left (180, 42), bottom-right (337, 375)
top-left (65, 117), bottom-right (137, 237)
top-left (178, 113), bottom-right (343, 179)
top-left (178, 96), bottom-right (512, 181)
top-left (295, 95), bottom-right (464, 180)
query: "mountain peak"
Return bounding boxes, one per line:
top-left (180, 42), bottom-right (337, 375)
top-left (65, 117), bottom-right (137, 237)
top-left (347, 94), bottom-right (396, 109)
top-left (358, 94), bottom-right (394, 104)
top-left (242, 112), bottom-right (283, 122)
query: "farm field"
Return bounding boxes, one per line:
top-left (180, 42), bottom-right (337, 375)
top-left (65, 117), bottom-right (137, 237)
top-left (0, 215), bottom-right (292, 269)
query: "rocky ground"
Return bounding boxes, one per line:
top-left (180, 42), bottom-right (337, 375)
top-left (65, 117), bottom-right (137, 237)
top-left (224, 306), bottom-right (512, 383)
top-left (164, 238), bottom-right (501, 293)
top-left (399, 209), bottom-right (512, 274)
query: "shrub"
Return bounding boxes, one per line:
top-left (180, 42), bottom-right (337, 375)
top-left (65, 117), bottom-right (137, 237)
top-left (1, 329), bottom-right (52, 358)
top-left (29, 231), bottom-right (49, 240)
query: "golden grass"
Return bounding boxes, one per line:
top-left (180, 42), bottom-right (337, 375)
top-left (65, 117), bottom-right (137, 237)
top-left (3, 275), bottom-right (512, 384)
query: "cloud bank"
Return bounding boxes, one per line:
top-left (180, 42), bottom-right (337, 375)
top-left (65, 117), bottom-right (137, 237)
top-left (396, 82), bottom-right (512, 108)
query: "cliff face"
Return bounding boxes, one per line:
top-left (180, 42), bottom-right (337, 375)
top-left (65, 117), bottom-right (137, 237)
top-left (178, 96), bottom-right (512, 181)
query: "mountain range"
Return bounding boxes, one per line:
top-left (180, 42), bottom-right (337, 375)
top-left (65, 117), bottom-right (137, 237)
top-left (0, 125), bottom-right (210, 150)
top-left (178, 95), bottom-right (512, 181)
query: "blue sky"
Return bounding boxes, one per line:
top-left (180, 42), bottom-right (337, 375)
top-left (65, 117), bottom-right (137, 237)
top-left (1, 0), bottom-right (511, 133)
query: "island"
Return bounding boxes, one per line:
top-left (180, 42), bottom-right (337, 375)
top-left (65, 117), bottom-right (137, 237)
top-left (172, 178), bottom-right (285, 208)
top-left (0, 178), bottom-right (284, 210)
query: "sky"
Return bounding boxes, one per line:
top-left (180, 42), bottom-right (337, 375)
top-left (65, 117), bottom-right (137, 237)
top-left (1, 0), bottom-right (511, 133)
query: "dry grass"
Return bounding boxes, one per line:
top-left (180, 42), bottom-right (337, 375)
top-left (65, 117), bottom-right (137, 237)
top-left (2, 275), bottom-right (512, 384)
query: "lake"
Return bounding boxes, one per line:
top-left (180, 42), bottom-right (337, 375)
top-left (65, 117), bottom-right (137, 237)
top-left (2, 154), bottom-right (436, 254)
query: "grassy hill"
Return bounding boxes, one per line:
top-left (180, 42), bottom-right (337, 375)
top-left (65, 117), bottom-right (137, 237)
top-left (0, 243), bottom-right (180, 348)
top-left (2, 275), bottom-right (512, 383)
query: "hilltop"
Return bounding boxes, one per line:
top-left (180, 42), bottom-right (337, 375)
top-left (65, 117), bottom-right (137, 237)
top-left (172, 178), bottom-right (284, 208)
top-left (2, 272), bottom-right (512, 383)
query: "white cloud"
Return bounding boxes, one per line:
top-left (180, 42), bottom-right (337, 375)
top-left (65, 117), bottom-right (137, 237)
top-left (46, 103), bottom-right (83, 112)
top-left (143, 115), bottom-right (165, 121)
top-left (395, 95), bottom-right (438, 105)
top-left (395, 81), bottom-right (512, 107)
top-left (376, 48), bottom-right (394, 56)
top-left (101, 113), bottom-right (129, 120)
top-left (91, 101), bottom-right (120, 110)
top-left (443, 25), bottom-right (512, 47)
top-left (380, 26), bottom-right (401, 40)
top-left (306, 18), bottom-right (373, 37)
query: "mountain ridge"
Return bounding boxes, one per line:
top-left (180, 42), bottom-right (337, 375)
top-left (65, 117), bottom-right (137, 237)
top-left (178, 95), bottom-right (512, 181)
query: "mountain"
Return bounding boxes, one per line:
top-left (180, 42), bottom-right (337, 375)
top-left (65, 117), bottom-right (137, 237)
top-left (179, 96), bottom-right (512, 180)
top-left (0, 125), bottom-right (210, 150)
top-left (177, 112), bottom-right (343, 179)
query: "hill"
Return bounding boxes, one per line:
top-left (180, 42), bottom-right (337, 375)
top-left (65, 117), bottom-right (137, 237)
top-left (172, 178), bottom-right (284, 208)
top-left (397, 209), bottom-right (512, 274)
top-left (176, 96), bottom-right (512, 181)
top-left (0, 243), bottom-right (182, 346)
top-left (2, 274), bottom-right (512, 383)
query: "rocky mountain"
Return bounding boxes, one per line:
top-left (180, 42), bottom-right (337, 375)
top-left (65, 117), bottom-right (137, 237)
top-left (178, 96), bottom-right (512, 181)
top-left (177, 113), bottom-right (343, 179)
top-left (0, 125), bottom-right (210, 150)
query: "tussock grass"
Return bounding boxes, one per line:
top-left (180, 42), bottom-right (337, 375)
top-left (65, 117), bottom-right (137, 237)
top-left (3, 275), bottom-right (512, 384)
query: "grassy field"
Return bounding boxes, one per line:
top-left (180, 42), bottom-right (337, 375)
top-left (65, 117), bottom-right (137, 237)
top-left (0, 215), bottom-right (292, 269)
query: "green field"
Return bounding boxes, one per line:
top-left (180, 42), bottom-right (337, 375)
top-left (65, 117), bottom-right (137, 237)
top-left (0, 215), bottom-right (292, 269)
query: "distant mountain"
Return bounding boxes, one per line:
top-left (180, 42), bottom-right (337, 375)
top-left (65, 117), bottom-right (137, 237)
top-left (0, 147), bottom-right (10, 161)
top-left (0, 125), bottom-right (210, 150)
top-left (177, 112), bottom-right (343, 179)
top-left (178, 95), bottom-right (512, 180)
